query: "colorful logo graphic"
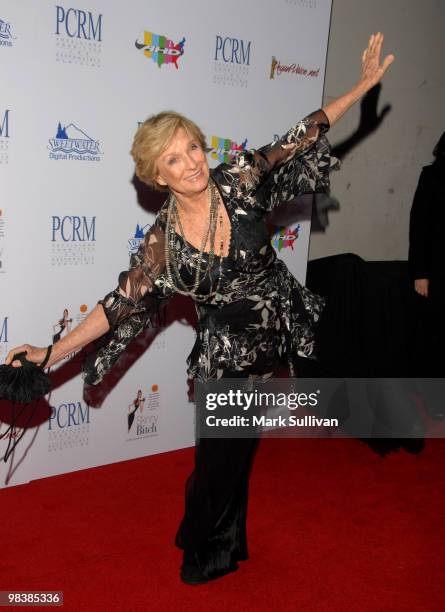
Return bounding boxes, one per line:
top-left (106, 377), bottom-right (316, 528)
top-left (0, 18), bottom-right (15, 47)
top-left (127, 385), bottom-right (160, 439)
top-left (270, 56), bottom-right (320, 79)
top-left (271, 225), bottom-right (301, 252)
top-left (135, 30), bottom-right (185, 69)
top-left (209, 136), bottom-right (248, 164)
top-left (128, 223), bottom-right (150, 255)
top-left (48, 122), bottom-right (101, 161)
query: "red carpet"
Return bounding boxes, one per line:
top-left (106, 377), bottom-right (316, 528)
top-left (1, 438), bottom-right (444, 611)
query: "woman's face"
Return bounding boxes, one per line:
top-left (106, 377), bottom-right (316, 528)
top-left (156, 128), bottom-right (209, 197)
top-left (63, 309), bottom-right (68, 317)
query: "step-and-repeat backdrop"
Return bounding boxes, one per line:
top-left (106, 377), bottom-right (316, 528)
top-left (0, 0), bottom-right (332, 487)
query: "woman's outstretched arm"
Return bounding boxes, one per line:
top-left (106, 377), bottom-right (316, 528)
top-left (5, 220), bottom-right (169, 373)
top-left (5, 304), bottom-right (110, 368)
top-left (245, 33), bottom-right (394, 181)
top-left (322, 32), bottom-right (394, 127)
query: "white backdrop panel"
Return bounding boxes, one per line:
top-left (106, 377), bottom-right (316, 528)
top-left (0, 0), bottom-right (332, 487)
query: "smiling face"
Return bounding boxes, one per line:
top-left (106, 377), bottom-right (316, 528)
top-left (156, 128), bottom-right (209, 198)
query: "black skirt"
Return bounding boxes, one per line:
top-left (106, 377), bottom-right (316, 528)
top-left (175, 435), bottom-right (260, 577)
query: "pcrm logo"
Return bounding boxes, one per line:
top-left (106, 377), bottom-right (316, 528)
top-left (48, 121), bottom-right (101, 161)
top-left (214, 36), bottom-right (251, 65)
top-left (271, 225), bottom-right (301, 252)
top-left (0, 109), bottom-right (10, 164)
top-left (52, 216), bottom-right (96, 242)
top-left (48, 400), bottom-right (90, 452)
top-left (0, 109), bottom-right (9, 138)
top-left (55, 5), bottom-right (102, 67)
top-left (135, 30), bottom-right (185, 69)
top-left (209, 136), bottom-right (248, 164)
top-left (213, 35), bottom-right (251, 88)
top-left (0, 17), bottom-right (15, 47)
top-left (55, 6), bottom-right (102, 40)
top-left (0, 316), bottom-right (9, 360)
top-left (51, 216), bottom-right (97, 266)
top-left (128, 223), bottom-right (150, 256)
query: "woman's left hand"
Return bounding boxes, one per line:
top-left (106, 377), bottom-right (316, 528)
top-left (358, 32), bottom-right (395, 92)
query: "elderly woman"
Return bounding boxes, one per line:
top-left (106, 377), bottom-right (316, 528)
top-left (7, 34), bottom-right (393, 584)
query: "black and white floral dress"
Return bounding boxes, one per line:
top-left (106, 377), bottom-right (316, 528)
top-left (83, 108), bottom-right (339, 386)
top-left (83, 108), bottom-right (339, 580)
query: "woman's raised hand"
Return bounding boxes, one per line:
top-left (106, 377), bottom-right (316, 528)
top-left (414, 279), bottom-right (429, 298)
top-left (359, 32), bottom-right (395, 91)
top-left (5, 344), bottom-right (48, 368)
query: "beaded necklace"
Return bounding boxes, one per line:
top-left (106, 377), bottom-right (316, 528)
top-left (165, 179), bottom-right (225, 302)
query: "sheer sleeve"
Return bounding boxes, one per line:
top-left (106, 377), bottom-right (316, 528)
top-left (99, 221), bottom-right (169, 328)
top-left (218, 109), bottom-right (340, 212)
top-left (83, 213), bottom-right (174, 385)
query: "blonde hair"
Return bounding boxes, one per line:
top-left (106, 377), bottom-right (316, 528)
top-left (131, 111), bottom-right (207, 190)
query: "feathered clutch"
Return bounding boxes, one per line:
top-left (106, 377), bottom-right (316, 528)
top-left (0, 346), bottom-right (52, 462)
top-left (0, 347), bottom-right (52, 403)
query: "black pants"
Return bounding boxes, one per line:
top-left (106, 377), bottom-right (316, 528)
top-left (414, 279), bottom-right (445, 377)
top-left (175, 435), bottom-right (259, 576)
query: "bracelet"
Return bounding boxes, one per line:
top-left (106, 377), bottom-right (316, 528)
top-left (39, 345), bottom-right (53, 370)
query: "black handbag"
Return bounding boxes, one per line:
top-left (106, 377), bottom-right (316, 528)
top-left (0, 346), bottom-right (52, 462)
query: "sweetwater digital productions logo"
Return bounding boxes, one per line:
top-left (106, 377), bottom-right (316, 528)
top-left (51, 215), bottom-right (96, 266)
top-left (0, 17), bottom-right (15, 47)
top-left (213, 34), bottom-right (251, 88)
top-left (48, 399), bottom-right (90, 452)
top-left (48, 121), bottom-right (101, 161)
top-left (0, 109), bottom-right (10, 164)
top-left (127, 223), bottom-right (150, 255)
top-left (0, 316), bottom-right (8, 361)
top-left (135, 29), bottom-right (185, 69)
top-left (270, 56), bottom-right (320, 80)
top-left (55, 5), bottom-right (102, 67)
top-left (209, 136), bottom-right (248, 164)
top-left (126, 384), bottom-right (160, 441)
top-left (271, 225), bottom-right (301, 252)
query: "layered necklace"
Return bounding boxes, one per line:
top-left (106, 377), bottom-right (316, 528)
top-left (165, 179), bottom-right (225, 302)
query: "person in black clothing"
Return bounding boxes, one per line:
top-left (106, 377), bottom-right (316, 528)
top-left (409, 132), bottom-right (445, 377)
